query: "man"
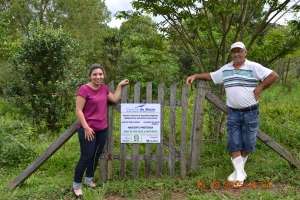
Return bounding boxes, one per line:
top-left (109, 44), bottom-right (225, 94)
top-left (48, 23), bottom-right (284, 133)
top-left (186, 42), bottom-right (278, 187)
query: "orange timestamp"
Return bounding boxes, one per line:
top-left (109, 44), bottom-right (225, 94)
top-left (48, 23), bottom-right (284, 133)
top-left (197, 181), bottom-right (271, 189)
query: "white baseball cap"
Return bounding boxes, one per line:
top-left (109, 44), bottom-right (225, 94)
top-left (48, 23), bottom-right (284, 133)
top-left (230, 42), bottom-right (246, 50)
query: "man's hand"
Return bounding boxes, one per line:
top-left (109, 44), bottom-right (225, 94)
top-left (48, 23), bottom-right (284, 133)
top-left (253, 88), bottom-right (261, 101)
top-left (186, 75), bottom-right (196, 85)
top-left (186, 73), bottom-right (212, 85)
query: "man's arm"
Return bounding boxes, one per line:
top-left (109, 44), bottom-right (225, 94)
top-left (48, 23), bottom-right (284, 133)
top-left (254, 71), bottom-right (279, 101)
top-left (186, 73), bottom-right (212, 85)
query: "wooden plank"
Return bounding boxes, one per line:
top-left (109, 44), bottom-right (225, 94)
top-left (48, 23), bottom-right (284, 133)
top-left (99, 81), bottom-right (114, 181)
top-left (188, 87), bottom-right (198, 171)
top-left (112, 154), bottom-right (180, 161)
top-left (169, 83), bottom-right (176, 178)
top-left (119, 85), bottom-right (128, 179)
top-left (6, 121), bottom-right (78, 189)
top-left (189, 80), bottom-right (206, 171)
top-left (145, 82), bottom-right (152, 178)
top-left (132, 82), bottom-right (140, 179)
top-left (205, 91), bottom-right (228, 113)
top-left (205, 90), bottom-right (300, 168)
top-left (180, 84), bottom-right (188, 179)
top-left (156, 83), bottom-right (165, 177)
top-left (114, 99), bottom-right (183, 111)
top-left (106, 81), bottom-right (115, 180)
top-left (256, 130), bottom-right (300, 167)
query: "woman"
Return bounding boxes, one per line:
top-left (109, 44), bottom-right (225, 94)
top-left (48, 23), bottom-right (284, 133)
top-left (72, 63), bottom-right (129, 199)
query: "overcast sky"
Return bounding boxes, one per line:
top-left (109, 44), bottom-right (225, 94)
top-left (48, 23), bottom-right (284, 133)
top-left (105, 0), bottom-right (134, 28)
top-left (105, 0), bottom-right (299, 28)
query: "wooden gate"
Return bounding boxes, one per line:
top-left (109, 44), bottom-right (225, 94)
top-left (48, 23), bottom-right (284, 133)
top-left (99, 81), bottom-right (192, 180)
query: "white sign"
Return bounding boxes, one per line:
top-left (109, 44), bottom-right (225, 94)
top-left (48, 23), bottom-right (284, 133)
top-left (120, 103), bottom-right (161, 143)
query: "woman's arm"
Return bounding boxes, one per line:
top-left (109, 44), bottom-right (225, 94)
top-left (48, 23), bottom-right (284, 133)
top-left (107, 79), bottom-right (130, 104)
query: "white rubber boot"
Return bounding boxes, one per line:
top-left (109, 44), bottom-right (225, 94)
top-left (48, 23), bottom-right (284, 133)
top-left (227, 156), bottom-right (248, 182)
top-left (231, 155), bottom-right (246, 188)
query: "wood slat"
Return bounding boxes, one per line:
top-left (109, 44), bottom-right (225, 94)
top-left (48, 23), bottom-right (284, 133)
top-left (145, 82), bottom-right (152, 178)
top-left (112, 154), bottom-right (181, 161)
top-left (156, 83), bottom-right (165, 177)
top-left (168, 83), bottom-right (177, 178)
top-left (180, 84), bottom-right (188, 179)
top-left (119, 85), bottom-right (128, 179)
top-left (189, 80), bottom-right (206, 171)
top-left (106, 81), bottom-right (115, 180)
top-left (132, 82), bottom-right (141, 179)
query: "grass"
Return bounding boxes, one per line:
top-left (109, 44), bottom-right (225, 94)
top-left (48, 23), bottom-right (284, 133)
top-left (2, 139), bottom-right (300, 199)
top-left (1, 81), bottom-right (300, 199)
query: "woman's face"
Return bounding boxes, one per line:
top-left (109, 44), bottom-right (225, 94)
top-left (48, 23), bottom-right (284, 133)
top-left (90, 68), bottom-right (104, 85)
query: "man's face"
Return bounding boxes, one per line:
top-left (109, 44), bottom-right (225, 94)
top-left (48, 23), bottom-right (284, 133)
top-left (230, 48), bottom-right (247, 65)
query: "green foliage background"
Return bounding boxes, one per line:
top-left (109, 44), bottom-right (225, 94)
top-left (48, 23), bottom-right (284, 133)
top-left (0, 0), bottom-right (300, 199)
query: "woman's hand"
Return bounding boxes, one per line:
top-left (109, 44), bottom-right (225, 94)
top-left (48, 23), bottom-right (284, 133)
top-left (118, 79), bottom-right (130, 86)
top-left (84, 127), bottom-right (95, 141)
top-left (108, 79), bottom-right (130, 104)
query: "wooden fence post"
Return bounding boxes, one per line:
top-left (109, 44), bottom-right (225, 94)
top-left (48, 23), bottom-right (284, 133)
top-left (169, 83), bottom-right (177, 178)
top-left (107, 81), bottom-right (115, 180)
top-left (119, 85), bottom-right (128, 179)
top-left (132, 82), bottom-right (141, 179)
top-left (145, 82), bottom-right (152, 178)
top-left (180, 84), bottom-right (188, 179)
top-left (156, 83), bottom-right (165, 177)
top-left (99, 81), bottom-right (115, 181)
top-left (189, 80), bottom-right (206, 172)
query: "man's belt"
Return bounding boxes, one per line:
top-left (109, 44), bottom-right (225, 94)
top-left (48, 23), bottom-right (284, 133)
top-left (230, 105), bottom-right (258, 112)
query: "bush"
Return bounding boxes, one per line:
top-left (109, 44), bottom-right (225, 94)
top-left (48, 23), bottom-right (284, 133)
top-left (5, 23), bottom-right (79, 132)
top-left (0, 99), bottom-right (36, 165)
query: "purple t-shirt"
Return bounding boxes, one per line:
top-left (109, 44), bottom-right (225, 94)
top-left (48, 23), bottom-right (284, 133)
top-left (76, 84), bottom-right (110, 130)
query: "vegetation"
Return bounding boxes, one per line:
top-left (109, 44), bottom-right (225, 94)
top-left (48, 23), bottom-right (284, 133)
top-left (0, 0), bottom-right (300, 199)
top-left (123, 0), bottom-right (300, 137)
top-left (5, 24), bottom-right (79, 131)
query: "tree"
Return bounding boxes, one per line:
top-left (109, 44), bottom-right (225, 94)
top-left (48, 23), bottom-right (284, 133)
top-left (98, 26), bottom-right (123, 83)
top-left (0, 0), bottom-right (111, 83)
top-left (0, 0), bottom-right (110, 38)
top-left (121, 0), bottom-right (300, 137)
top-left (117, 15), bottom-right (180, 97)
top-left (128, 0), bottom-right (300, 72)
top-left (5, 24), bottom-right (78, 131)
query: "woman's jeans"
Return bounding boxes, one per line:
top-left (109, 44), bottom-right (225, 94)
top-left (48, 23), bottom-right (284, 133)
top-left (73, 127), bottom-right (108, 186)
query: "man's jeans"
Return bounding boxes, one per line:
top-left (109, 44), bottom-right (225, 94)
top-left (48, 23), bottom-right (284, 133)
top-left (226, 105), bottom-right (259, 153)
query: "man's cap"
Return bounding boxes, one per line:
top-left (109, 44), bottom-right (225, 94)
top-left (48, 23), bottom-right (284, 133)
top-left (230, 42), bottom-right (246, 50)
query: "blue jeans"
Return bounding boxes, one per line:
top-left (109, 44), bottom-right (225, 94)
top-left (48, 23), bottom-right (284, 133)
top-left (73, 127), bottom-right (108, 184)
top-left (226, 105), bottom-right (259, 153)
